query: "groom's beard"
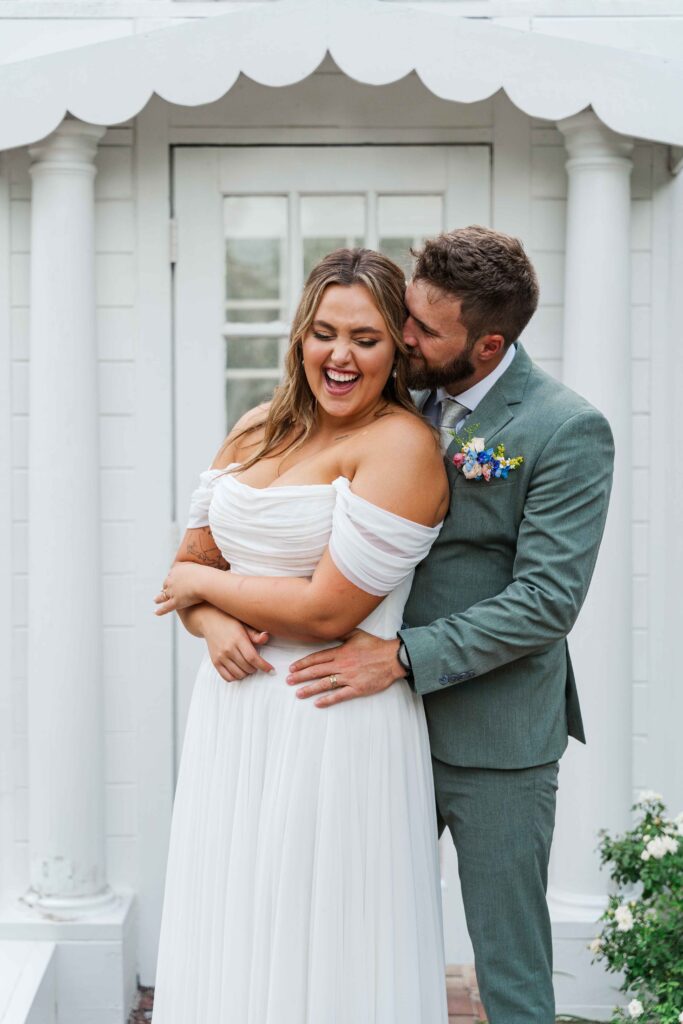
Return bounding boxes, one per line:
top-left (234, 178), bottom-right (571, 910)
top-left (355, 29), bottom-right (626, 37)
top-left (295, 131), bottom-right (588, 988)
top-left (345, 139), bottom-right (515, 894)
top-left (406, 348), bottom-right (476, 391)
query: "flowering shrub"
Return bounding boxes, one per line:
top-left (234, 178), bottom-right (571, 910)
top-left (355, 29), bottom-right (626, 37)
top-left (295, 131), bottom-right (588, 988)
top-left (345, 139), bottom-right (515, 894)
top-left (590, 793), bottom-right (683, 1023)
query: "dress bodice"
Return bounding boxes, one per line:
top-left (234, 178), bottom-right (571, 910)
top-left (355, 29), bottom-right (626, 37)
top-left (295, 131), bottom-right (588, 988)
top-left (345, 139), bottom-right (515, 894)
top-left (186, 465), bottom-right (442, 640)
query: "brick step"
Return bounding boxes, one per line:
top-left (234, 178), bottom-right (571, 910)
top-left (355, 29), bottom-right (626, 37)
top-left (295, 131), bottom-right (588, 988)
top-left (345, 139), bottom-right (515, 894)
top-left (128, 967), bottom-right (487, 1024)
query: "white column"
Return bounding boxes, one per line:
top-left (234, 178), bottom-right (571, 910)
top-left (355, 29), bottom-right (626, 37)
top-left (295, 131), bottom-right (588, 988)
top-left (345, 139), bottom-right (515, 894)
top-left (550, 109), bottom-right (633, 1017)
top-left (26, 118), bottom-right (113, 909)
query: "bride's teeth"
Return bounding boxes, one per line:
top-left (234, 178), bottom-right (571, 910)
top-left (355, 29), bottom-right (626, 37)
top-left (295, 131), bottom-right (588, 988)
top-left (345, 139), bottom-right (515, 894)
top-left (326, 370), bottom-right (359, 383)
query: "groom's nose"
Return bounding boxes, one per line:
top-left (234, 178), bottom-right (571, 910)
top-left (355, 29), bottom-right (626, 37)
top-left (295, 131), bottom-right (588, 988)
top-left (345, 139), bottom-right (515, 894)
top-left (403, 318), bottom-right (419, 349)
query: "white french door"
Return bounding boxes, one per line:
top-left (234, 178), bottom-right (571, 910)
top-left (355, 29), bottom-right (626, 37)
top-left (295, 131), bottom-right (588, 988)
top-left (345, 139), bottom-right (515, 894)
top-left (173, 144), bottom-right (490, 755)
top-left (173, 142), bottom-right (490, 755)
top-left (173, 145), bottom-right (490, 574)
top-left (172, 145), bottom-right (490, 965)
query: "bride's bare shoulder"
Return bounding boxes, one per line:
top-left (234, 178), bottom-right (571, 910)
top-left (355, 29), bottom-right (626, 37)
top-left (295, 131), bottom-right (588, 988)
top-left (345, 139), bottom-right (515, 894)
top-left (350, 409), bottom-right (448, 526)
top-left (210, 402), bottom-right (271, 469)
top-left (372, 408), bottom-right (441, 463)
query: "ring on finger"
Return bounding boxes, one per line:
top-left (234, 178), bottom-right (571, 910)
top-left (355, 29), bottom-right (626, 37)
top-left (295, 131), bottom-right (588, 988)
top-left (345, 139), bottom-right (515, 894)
top-left (328, 674), bottom-right (340, 689)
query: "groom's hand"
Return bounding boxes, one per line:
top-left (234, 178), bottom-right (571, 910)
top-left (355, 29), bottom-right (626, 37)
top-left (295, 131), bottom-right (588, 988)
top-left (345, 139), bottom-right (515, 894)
top-left (286, 631), bottom-right (406, 707)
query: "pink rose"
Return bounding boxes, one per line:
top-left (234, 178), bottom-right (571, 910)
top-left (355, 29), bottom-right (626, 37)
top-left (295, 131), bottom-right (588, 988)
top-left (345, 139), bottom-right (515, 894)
top-left (452, 453), bottom-right (466, 468)
top-left (482, 463), bottom-right (492, 481)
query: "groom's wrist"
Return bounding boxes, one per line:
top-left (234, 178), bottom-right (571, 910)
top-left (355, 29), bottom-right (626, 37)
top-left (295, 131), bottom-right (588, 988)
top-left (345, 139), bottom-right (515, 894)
top-left (395, 636), bottom-right (415, 690)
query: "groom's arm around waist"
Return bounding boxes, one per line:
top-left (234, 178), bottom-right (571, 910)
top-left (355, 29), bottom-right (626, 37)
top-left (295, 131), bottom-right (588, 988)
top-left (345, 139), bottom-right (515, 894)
top-left (399, 408), bottom-right (614, 697)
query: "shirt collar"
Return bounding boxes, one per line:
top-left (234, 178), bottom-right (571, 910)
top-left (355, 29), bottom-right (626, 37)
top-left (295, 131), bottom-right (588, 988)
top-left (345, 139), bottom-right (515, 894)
top-left (436, 343), bottom-right (517, 413)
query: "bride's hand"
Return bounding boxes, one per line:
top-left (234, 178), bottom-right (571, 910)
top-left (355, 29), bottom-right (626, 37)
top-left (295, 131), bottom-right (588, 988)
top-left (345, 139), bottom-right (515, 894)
top-left (154, 562), bottom-right (210, 615)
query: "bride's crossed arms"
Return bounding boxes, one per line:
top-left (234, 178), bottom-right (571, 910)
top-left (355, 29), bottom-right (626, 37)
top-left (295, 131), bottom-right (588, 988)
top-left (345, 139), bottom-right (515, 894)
top-left (154, 407), bottom-right (447, 703)
top-left (154, 255), bottom-right (448, 705)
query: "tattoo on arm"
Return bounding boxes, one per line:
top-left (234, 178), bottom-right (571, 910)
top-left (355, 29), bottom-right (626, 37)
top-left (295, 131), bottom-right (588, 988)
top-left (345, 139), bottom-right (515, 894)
top-left (186, 528), bottom-right (229, 571)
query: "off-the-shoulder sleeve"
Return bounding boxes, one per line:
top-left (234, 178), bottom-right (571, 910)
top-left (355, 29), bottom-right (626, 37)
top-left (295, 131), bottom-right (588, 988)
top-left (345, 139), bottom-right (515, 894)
top-left (186, 468), bottom-right (224, 529)
top-left (328, 477), bottom-right (442, 597)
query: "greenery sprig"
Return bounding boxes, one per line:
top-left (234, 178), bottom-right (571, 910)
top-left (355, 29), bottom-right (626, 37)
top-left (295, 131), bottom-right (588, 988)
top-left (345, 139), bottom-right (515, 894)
top-left (591, 794), bottom-right (683, 1023)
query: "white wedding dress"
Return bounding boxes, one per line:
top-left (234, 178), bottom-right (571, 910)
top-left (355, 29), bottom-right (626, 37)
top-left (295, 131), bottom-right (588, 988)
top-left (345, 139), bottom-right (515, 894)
top-left (152, 465), bottom-right (448, 1024)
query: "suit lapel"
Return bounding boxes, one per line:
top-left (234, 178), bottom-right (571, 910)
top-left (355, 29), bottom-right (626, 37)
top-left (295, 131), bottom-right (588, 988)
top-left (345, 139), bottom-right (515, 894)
top-left (445, 344), bottom-right (533, 462)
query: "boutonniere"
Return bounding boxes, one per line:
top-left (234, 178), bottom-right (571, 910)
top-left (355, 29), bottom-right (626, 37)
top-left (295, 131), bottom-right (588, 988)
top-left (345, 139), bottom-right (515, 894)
top-left (449, 425), bottom-right (523, 482)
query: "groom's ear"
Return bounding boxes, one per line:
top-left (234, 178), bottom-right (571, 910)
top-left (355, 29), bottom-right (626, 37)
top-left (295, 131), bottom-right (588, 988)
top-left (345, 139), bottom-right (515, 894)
top-left (476, 333), bottom-right (506, 362)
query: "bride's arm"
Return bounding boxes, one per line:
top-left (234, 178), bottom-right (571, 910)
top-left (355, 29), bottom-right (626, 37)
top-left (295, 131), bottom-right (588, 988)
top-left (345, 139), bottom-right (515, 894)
top-left (155, 417), bottom-right (448, 641)
top-left (158, 550), bottom-right (384, 641)
top-left (169, 402), bottom-right (276, 674)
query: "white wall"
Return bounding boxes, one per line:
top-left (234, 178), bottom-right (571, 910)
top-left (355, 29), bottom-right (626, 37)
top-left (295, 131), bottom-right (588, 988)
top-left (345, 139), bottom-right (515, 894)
top-left (0, 56), bottom-right (676, 973)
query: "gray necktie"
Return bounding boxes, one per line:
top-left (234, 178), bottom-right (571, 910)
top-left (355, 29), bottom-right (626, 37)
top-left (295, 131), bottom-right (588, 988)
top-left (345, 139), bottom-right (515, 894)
top-left (438, 399), bottom-right (470, 454)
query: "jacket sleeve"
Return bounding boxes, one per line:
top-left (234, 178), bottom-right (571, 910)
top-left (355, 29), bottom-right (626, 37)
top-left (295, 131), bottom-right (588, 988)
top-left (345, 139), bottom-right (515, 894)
top-left (399, 408), bottom-right (615, 696)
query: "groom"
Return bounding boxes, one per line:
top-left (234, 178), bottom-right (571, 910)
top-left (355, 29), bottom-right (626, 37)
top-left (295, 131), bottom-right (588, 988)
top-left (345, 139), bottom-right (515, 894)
top-left (288, 226), bottom-right (615, 1023)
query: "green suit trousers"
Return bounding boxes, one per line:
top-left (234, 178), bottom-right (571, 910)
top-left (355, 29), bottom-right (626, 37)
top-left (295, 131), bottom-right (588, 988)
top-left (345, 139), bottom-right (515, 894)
top-left (433, 758), bottom-right (559, 1024)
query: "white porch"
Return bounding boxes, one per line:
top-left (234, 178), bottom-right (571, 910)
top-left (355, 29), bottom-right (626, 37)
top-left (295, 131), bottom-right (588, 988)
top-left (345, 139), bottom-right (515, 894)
top-left (1, 3), bottom-right (682, 1021)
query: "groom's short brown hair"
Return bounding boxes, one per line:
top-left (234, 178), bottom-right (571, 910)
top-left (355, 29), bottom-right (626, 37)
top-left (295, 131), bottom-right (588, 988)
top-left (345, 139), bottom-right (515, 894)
top-left (412, 226), bottom-right (539, 347)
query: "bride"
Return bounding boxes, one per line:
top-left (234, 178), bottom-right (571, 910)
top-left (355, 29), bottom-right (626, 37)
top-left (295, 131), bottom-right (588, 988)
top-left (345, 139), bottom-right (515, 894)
top-left (151, 248), bottom-right (450, 1023)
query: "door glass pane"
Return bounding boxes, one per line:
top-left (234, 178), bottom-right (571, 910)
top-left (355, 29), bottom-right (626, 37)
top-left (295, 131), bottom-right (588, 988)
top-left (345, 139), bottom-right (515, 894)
top-left (223, 195), bottom-right (287, 319)
top-left (223, 196), bottom-right (287, 429)
top-left (378, 195), bottom-right (443, 276)
top-left (225, 336), bottom-right (281, 371)
top-left (301, 195), bottom-right (365, 280)
top-left (226, 378), bottom-right (279, 431)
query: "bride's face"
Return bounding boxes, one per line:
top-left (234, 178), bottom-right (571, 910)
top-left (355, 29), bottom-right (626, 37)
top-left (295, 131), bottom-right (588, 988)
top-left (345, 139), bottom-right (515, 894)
top-left (302, 284), bottom-right (396, 423)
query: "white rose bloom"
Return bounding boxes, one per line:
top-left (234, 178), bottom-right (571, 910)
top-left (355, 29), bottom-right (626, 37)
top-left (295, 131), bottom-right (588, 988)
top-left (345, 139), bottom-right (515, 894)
top-left (638, 790), bottom-right (663, 803)
top-left (678, 1012), bottom-right (683, 1024)
top-left (645, 835), bottom-right (678, 859)
top-left (641, 849), bottom-right (651, 861)
top-left (628, 999), bottom-right (644, 1018)
top-left (471, 437), bottom-right (486, 452)
top-left (615, 905), bottom-right (634, 931)
top-left (589, 937), bottom-right (602, 954)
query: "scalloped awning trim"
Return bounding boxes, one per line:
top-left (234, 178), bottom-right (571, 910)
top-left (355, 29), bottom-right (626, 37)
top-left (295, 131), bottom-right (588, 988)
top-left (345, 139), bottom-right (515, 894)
top-left (0, 0), bottom-right (682, 152)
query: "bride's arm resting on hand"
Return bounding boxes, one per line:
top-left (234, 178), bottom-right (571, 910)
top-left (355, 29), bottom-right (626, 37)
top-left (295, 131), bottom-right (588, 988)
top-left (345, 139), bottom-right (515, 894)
top-left (169, 516), bottom-right (274, 682)
top-left (166, 404), bottom-right (276, 681)
top-left (155, 416), bottom-right (447, 648)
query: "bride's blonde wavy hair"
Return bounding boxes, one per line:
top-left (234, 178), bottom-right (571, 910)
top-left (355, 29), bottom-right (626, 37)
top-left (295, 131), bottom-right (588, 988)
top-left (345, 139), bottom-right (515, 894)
top-left (230, 247), bottom-right (419, 472)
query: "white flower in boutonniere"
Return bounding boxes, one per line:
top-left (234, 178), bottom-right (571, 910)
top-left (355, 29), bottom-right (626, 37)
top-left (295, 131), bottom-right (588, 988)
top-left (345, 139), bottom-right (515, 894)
top-left (449, 424), bottom-right (523, 483)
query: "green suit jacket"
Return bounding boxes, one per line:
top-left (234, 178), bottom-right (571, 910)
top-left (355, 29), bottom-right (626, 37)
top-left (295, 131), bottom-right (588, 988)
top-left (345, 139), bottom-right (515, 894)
top-left (400, 343), bottom-right (614, 770)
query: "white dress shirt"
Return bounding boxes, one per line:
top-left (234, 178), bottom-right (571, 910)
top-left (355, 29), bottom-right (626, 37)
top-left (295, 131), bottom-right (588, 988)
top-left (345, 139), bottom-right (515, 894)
top-left (435, 343), bottom-right (517, 432)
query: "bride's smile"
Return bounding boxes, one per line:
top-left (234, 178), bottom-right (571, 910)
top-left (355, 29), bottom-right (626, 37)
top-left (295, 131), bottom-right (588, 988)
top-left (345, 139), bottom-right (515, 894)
top-left (302, 282), bottom-right (396, 424)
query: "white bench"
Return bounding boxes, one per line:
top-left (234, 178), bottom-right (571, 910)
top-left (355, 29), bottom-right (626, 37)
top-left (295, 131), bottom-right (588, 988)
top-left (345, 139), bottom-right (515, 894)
top-left (0, 942), bottom-right (56, 1024)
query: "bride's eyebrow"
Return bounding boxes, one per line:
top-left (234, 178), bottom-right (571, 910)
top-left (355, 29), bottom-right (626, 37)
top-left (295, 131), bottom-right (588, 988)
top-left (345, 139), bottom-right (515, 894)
top-left (312, 320), bottom-right (383, 335)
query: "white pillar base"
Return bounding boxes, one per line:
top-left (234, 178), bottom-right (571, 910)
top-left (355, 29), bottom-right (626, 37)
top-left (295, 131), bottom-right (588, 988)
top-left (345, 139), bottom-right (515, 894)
top-left (0, 891), bottom-right (137, 1024)
top-left (550, 894), bottom-right (625, 1021)
top-left (21, 886), bottom-right (119, 915)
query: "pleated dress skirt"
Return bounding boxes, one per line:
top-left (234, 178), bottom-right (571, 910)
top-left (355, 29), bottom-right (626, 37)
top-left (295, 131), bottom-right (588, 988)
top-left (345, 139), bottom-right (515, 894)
top-left (151, 642), bottom-right (448, 1024)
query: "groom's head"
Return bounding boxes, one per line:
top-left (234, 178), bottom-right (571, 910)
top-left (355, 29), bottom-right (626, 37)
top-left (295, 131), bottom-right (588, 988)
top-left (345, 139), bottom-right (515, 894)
top-left (404, 226), bottom-right (539, 393)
